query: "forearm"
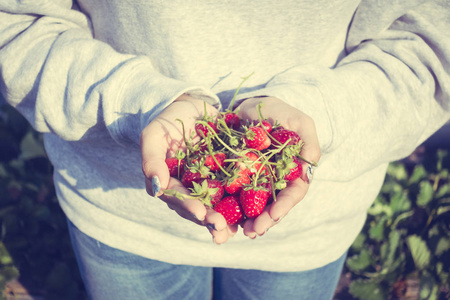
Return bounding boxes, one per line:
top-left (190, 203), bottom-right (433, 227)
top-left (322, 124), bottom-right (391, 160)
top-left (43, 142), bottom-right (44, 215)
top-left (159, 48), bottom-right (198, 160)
top-left (0, 1), bottom-right (219, 144)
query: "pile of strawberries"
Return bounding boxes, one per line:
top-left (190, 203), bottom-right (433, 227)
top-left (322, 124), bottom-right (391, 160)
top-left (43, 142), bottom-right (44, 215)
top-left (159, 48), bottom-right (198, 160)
top-left (163, 102), bottom-right (312, 225)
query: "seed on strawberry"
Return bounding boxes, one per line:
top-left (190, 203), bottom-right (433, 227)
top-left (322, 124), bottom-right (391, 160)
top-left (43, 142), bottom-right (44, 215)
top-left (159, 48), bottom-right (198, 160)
top-left (239, 186), bottom-right (270, 218)
top-left (271, 129), bottom-right (301, 146)
top-left (224, 168), bottom-right (250, 195)
top-left (214, 195), bottom-right (244, 225)
top-left (244, 126), bottom-right (271, 150)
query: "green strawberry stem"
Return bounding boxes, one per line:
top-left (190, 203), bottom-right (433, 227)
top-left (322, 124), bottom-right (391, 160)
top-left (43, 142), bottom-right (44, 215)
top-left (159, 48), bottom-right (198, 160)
top-left (255, 102), bottom-right (283, 147)
top-left (227, 72), bottom-right (255, 112)
top-left (297, 154), bottom-right (318, 167)
top-left (175, 118), bottom-right (194, 155)
top-left (206, 140), bottom-right (231, 177)
top-left (198, 120), bottom-right (242, 157)
top-left (162, 189), bottom-right (197, 201)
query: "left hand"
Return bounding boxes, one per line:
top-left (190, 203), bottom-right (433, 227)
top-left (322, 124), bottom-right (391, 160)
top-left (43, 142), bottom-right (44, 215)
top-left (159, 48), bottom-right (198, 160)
top-left (235, 96), bottom-right (321, 238)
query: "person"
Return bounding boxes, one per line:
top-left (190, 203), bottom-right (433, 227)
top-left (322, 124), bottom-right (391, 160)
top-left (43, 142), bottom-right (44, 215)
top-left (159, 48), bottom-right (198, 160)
top-left (0, 1), bottom-right (449, 299)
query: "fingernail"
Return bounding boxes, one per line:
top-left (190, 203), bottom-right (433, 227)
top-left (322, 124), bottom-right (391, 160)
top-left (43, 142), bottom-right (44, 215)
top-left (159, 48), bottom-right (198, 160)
top-left (207, 223), bottom-right (216, 231)
top-left (191, 213), bottom-right (205, 222)
top-left (151, 176), bottom-right (161, 196)
top-left (248, 233), bottom-right (257, 239)
top-left (271, 216), bottom-right (284, 224)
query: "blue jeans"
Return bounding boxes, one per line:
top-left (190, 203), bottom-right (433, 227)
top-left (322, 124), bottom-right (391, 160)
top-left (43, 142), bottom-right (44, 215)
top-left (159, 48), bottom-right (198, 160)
top-left (67, 219), bottom-right (346, 300)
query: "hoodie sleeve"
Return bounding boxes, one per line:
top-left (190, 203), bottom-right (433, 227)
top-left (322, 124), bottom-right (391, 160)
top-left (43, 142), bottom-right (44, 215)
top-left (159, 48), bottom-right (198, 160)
top-left (236, 0), bottom-right (450, 181)
top-left (0, 0), bottom-right (220, 145)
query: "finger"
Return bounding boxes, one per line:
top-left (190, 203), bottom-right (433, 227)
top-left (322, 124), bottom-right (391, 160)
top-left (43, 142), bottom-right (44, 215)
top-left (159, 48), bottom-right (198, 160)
top-left (205, 208), bottom-right (228, 232)
top-left (251, 205), bottom-right (275, 236)
top-left (290, 115), bottom-right (321, 182)
top-left (268, 178), bottom-right (309, 222)
top-left (242, 218), bottom-right (257, 239)
top-left (141, 120), bottom-right (176, 196)
top-left (159, 178), bottom-right (207, 223)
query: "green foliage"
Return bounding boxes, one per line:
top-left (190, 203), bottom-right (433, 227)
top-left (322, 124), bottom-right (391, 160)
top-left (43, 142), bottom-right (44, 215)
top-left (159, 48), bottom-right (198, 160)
top-left (346, 148), bottom-right (450, 300)
top-left (0, 103), bottom-right (88, 299)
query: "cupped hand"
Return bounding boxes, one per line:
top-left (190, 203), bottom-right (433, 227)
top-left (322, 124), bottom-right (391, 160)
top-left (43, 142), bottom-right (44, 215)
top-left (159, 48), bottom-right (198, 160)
top-left (140, 94), bottom-right (237, 244)
top-left (235, 96), bottom-right (321, 238)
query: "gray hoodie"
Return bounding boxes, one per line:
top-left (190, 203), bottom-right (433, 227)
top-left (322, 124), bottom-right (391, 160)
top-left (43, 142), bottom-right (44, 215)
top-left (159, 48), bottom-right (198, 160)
top-left (0, 0), bottom-right (449, 271)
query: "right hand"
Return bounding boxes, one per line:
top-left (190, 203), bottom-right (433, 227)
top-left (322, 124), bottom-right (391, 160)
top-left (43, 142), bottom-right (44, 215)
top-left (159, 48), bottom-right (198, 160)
top-left (140, 94), bottom-right (238, 244)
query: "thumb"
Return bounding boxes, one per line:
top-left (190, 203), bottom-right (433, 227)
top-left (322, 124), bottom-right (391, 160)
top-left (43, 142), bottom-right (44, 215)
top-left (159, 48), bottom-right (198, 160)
top-left (140, 123), bottom-right (171, 197)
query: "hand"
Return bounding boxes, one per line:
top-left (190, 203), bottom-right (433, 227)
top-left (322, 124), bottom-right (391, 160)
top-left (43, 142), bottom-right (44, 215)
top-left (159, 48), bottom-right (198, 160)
top-left (140, 94), bottom-right (237, 244)
top-left (235, 96), bottom-right (321, 238)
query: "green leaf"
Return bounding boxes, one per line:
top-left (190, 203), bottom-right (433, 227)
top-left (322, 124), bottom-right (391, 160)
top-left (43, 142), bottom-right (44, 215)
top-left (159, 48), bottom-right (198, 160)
top-left (369, 217), bottom-right (387, 242)
top-left (351, 233), bottom-right (366, 252)
top-left (409, 164), bottom-right (427, 185)
top-left (417, 181), bottom-right (434, 207)
top-left (389, 191), bottom-right (411, 213)
top-left (346, 249), bottom-right (373, 272)
top-left (436, 183), bottom-right (450, 198)
top-left (406, 235), bottom-right (431, 270)
top-left (419, 273), bottom-right (439, 300)
top-left (435, 237), bottom-right (450, 256)
top-left (368, 198), bottom-right (391, 216)
top-left (386, 230), bottom-right (401, 265)
top-left (387, 163), bottom-right (408, 181)
top-left (349, 279), bottom-right (387, 300)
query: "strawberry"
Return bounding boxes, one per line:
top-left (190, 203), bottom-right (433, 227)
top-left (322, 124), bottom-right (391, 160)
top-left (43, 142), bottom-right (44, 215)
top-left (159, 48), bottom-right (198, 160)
top-left (271, 129), bottom-right (301, 146)
top-left (190, 179), bottom-right (224, 207)
top-left (181, 163), bottom-right (211, 189)
top-left (195, 121), bottom-right (218, 138)
top-left (165, 150), bottom-right (186, 178)
top-left (275, 156), bottom-right (303, 182)
top-left (236, 152), bottom-right (266, 176)
top-left (239, 186), bottom-right (270, 218)
top-left (224, 168), bottom-right (250, 195)
top-left (214, 195), bottom-right (244, 225)
top-left (284, 156), bottom-right (303, 182)
top-left (252, 120), bottom-right (272, 133)
top-left (224, 112), bottom-right (241, 130)
top-left (244, 126), bottom-right (271, 150)
top-left (204, 152), bottom-right (227, 172)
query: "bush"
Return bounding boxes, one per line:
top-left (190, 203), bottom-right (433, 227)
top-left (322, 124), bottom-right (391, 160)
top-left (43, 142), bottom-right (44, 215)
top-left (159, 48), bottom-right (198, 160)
top-left (343, 148), bottom-right (450, 300)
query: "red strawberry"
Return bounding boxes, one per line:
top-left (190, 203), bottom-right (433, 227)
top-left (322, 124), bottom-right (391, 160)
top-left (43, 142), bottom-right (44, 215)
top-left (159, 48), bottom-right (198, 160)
top-left (237, 152), bottom-right (266, 176)
top-left (195, 121), bottom-right (218, 137)
top-left (214, 195), bottom-right (244, 225)
top-left (284, 156), bottom-right (303, 182)
top-left (204, 152), bottom-right (227, 172)
top-left (181, 164), bottom-right (211, 189)
top-left (244, 126), bottom-right (271, 150)
top-left (271, 129), bottom-right (301, 146)
top-left (165, 157), bottom-right (186, 178)
top-left (239, 186), bottom-right (270, 218)
top-left (252, 120), bottom-right (272, 133)
top-left (204, 179), bottom-right (224, 206)
top-left (224, 113), bottom-right (241, 130)
top-left (224, 169), bottom-right (250, 195)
